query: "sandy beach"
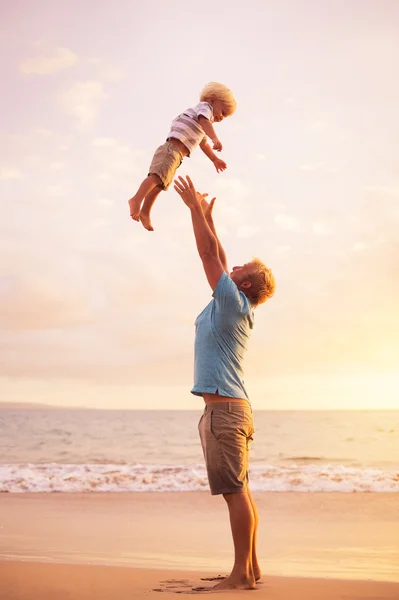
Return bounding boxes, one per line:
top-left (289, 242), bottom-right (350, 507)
top-left (2, 561), bottom-right (399, 600)
top-left (1, 491), bottom-right (398, 599)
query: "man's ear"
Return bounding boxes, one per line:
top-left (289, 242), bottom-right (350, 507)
top-left (240, 280), bottom-right (252, 290)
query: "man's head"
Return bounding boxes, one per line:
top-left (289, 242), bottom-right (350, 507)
top-left (230, 258), bottom-right (275, 307)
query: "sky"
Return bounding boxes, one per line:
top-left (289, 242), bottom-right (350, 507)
top-left (1, 0), bottom-right (398, 410)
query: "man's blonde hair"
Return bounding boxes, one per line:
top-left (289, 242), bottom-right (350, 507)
top-left (200, 82), bottom-right (237, 116)
top-left (246, 258), bottom-right (276, 306)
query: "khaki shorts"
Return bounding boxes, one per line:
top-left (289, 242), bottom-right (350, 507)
top-left (148, 141), bottom-right (184, 190)
top-left (198, 402), bottom-right (255, 495)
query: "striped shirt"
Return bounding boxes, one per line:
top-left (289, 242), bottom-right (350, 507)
top-left (167, 102), bottom-right (214, 156)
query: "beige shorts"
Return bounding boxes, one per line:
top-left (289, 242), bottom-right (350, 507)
top-left (198, 401), bottom-right (255, 495)
top-left (148, 141), bottom-right (184, 190)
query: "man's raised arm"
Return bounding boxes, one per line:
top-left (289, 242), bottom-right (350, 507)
top-left (174, 176), bottom-right (225, 291)
top-left (198, 194), bottom-right (228, 274)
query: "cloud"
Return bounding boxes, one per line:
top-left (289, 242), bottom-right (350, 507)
top-left (274, 214), bottom-right (301, 231)
top-left (214, 177), bottom-right (250, 199)
top-left (307, 119), bottom-right (331, 132)
top-left (87, 58), bottom-right (128, 82)
top-left (236, 225), bottom-right (260, 239)
top-left (0, 168), bottom-right (22, 180)
top-left (20, 46), bottom-right (78, 75)
top-left (44, 183), bottom-right (68, 198)
top-left (363, 185), bottom-right (399, 197)
top-left (92, 137), bottom-right (144, 182)
top-left (97, 173), bottom-right (114, 182)
top-left (0, 273), bottom-right (93, 331)
top-left (48, 161), bottom-right (65, 171)
top-left (210, 177), bottom-right (252, 228)
top-left (274, 245), bottom-right (291, 254)
top-left (32, 127), bottom-right (53, 137)
top-left (98, 197), bottom-right (114, 208)
top-left (59, 81), bottom-right (106, 126)
top-left (312, 221), bottom-right (333, 235)
top-left (0, 234), bottom-right (198, 383)
top-left (300, 161), bottom-right (340, 173)
top-left (353, 242), bottom-right (367, 252)
top-left (92, 138), bottom-right (117, 147)
top-left (304, 119), bottom-right (346, 143)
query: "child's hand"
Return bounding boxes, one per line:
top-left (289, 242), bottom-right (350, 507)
top-left (213, 158), bottom-right (227, 173)
top-left (212, 138), bottom-right (222, 152)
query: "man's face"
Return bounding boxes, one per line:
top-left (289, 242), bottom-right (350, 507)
top-left (230, 263), bottom-right (254, 288)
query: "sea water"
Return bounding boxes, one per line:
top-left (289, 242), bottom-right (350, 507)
top-left (0, 409), bottom-right (398, 492)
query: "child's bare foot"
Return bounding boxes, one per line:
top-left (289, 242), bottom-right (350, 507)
top-left (128, 196), bottom-right (141, 221)
top-left (139, 212), bottom-right (154, 231)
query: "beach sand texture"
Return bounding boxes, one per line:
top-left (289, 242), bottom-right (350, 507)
top-left (2, 561), bottom-right (399, 600)
top-left (1, 491), bottom-right (398, 599)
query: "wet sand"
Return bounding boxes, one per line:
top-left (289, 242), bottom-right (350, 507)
top-left (1, 492), bottom-right (398, 598)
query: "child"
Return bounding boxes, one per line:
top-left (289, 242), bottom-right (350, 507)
top-left (128, 82), bottom-right (236, 231)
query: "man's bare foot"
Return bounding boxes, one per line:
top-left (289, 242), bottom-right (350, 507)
top-left (254, 566), bottom-right (262, 581)
top-left (128, 196), bottom-right (141, 221)
top-left (211, 573), bottom-right (256, 592)
top-left (139, 212), bottom-right (154, 231)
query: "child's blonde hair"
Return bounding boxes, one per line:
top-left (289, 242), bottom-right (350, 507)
top-left (200, 82), bottom-right (236, 116)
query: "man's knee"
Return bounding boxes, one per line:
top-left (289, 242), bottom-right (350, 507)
top-left (223, 491), bottom-right (247, 504)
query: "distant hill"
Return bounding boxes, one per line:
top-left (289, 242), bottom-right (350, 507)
top-left (0, 402), bottom-right (88, 411)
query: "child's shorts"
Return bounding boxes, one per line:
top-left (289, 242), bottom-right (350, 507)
top-left (148, 141), bottom-right (184, 190)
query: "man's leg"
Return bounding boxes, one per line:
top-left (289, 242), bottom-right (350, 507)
top-left (139, 185), bottom-right (162, 231)
top-left (212, 491), bottom-right (256, 591)
top-left (247, 488), bottom-right (262, 581)
top-left (128, 174), bottom-right (162, 221)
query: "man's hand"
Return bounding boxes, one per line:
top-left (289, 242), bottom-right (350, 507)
top-left (212, 138), bottom-right (222, 152)
top-left (197, 192), bottom-right (216, 221)
top-left (174, 176), bottom-right (200, 209)
top-left (176, 176), bottom-right (227, 284)
top-left (213, 158), bottom-right (227, 173)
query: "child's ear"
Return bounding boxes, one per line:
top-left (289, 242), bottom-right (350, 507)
top-left (241, 280), bottom-right (252, 289)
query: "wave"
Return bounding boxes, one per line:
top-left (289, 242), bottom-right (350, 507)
top-left (1, 463), bottom-right (398, 493)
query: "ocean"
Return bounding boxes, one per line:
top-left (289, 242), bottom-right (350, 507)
top-left (0, 409), bottom-right (398, 493)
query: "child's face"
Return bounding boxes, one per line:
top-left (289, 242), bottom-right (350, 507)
top-left (211, 99), bottom-right (228, 122)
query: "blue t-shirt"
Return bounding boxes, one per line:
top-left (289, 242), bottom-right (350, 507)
top-left (191, 271), bottom-right (255, 401)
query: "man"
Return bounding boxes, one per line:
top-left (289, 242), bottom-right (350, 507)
top-left (174, 175), bottom-right (276, 591)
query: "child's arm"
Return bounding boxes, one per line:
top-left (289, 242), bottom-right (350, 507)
top-left (198, 116), bottom-right (222, 151)
top-left (199, 140), bottom-right (227, 173)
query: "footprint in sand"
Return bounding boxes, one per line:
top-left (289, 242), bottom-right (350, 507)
top-left (152, 582), bottom-right (211, 594)
top-left (152, 575), bottom-right (264, 594)
top-left (154, 576), bottom-right (255, 594)
top-left (152, 588), bottom-right (208, 595)
top-left (152, 579), bottom-right (195, 593)
top-left (160, 579), bottom-right (191, 586)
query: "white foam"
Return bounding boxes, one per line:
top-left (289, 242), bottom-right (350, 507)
top-left (1, 463), bottom-right (398, 493)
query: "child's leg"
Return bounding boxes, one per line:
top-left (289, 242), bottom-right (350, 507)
top-left (139, 186), bottom-right (162, 231)
top-left (128, 174), bottom-right (162, 221)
